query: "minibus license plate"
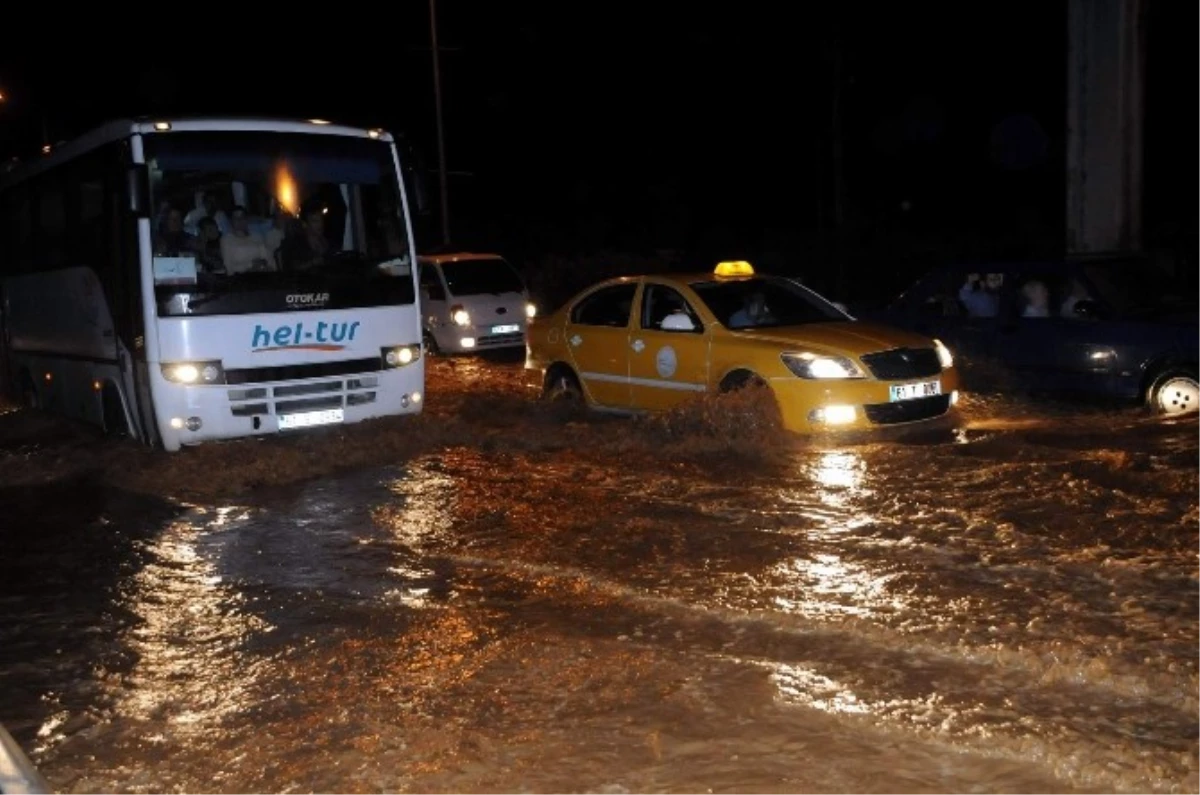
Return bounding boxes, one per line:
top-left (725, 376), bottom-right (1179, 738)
top-left (889, 380), bottom-right (940, 402)
top-left (278, 408), bottom-right (344, 430)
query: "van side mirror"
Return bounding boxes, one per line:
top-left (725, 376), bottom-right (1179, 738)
top-left (126, 165), bottom-right (150, 217)
top-left (1073, 299), bottom-right (1101, 319)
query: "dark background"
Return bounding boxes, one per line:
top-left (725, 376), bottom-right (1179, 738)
top-left (0, 0), bottom-right (1194, 305)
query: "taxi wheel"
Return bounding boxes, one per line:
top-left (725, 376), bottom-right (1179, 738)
top-left (719, 369), bottom-right (766, 393)
top-left (1147, 368), bottom-right (1199, 416)
top-left (544, 367), bottom-right (583, 403)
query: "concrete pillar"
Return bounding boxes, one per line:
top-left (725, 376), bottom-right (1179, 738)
top-left (1066, 0), bottom-right (1146, 255)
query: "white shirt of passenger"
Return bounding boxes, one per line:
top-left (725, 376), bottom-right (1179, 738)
top-left (185, 208), bottom-right (231, 235)
top-left (220, 232), bottom-right (272, 274)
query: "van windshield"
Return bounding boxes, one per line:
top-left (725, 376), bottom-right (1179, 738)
top-left (441, 258), bottom-right (525, 296)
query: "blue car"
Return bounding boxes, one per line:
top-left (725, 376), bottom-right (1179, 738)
top-left (876, 256), bottom-right (1198, 415)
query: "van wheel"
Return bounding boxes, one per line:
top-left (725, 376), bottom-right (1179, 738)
top-left (1146, 368), bottom-right (1199, 416)
top-left (423, 331), bottom-right (440, 356)
top-left (102, 384), bottom-right (129, 438)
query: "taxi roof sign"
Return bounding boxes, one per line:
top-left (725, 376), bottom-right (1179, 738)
top-left (714, 260), bottom-right (755, 277)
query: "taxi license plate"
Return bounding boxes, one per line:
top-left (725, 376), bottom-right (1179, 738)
top-left (491, 324), bottom-right (520, 334)
top-left (889, 380), bottom-right (940, 402)
top-left (278, 408), bottom-right (344, 430)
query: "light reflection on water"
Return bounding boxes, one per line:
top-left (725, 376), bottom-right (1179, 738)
top-left (1, 361), bottom-right (1195, 794)
top-left (377, 462), bottom-right (460, 610)
top-left (768, 448), bottom-right (907, 621)
top-left (105, 512), bottom-right (274, 747)
top-left (770, 554), bottom-right (905, 620)
top-left (766, 661), bottom-right (872, 715)
top-left (808, 449), bottom-right (868, 493)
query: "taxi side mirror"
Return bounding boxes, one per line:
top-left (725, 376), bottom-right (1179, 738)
top-left (660, 313), bottom-right (697, 332)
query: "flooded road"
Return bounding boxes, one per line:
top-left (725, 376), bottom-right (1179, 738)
top-left (1, 354), bottom-right (1196, 793)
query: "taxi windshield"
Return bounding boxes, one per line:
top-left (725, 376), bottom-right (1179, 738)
top-left (690, 276), bottom-right (848, 329)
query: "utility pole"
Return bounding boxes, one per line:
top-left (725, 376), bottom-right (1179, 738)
top-left (830, 33), bottom-right (847, 299)
top-left (429, 0), bottom-right (451, 246)
top-left (1066, 0), bottom-right (1145, 255)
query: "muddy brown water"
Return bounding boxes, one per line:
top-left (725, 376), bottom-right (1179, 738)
top-left (1, 353), bottom-right (1195, 793)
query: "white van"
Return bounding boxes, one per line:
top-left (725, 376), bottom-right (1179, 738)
top-left (417, 252), bottom-right (536, 354)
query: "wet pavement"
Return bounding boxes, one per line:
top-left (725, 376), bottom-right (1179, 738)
top-left (1, 352), bottom-right (1196, 793)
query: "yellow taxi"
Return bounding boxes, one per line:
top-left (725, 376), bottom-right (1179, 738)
top-left (524, 261), bottom-right (962, 432)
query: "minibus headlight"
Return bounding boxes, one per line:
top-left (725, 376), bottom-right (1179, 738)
top-left (161, 360), bottom-right (225, 384)
top-left (382, 345), bottom-right (422, 367)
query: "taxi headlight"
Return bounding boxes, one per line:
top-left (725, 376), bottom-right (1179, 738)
top-left (161, 360), bottom-right (225, 384)
top-left (933, 338), bottom-right (954, 369)
top-left (780, 352), bottom-right (865, 380)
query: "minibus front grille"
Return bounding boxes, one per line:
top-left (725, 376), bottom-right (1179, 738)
top-left (224, 357), bottom-right (383, 385)
top-left (226, 375), bottom-right (379, 417)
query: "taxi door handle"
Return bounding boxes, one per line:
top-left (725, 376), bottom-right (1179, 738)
top-left (631, 339), bottom-right (645, 353)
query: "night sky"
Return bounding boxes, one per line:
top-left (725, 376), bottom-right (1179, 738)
top-left (0, 0), bottom-right (1194, 300)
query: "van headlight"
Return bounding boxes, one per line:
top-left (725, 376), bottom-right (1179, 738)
top-left (382, 344), bottom-right (422, 367)
top-left (525, 302), bottom-right (537, 319)
top-left (780, 352), bottom-right (865, 380)
top-left (450, 305), bottom-right (470, 326)
top-left (161, 360), bottom-right (225, 384)
top-left (933, 339), bottom-right (954, 369)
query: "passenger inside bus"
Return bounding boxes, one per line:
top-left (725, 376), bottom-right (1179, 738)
top-left (184, 191), bottom-right (231, 236)
top-left (155, 206), bottom-right (196, 257)
top-left (279, 206), bottom-right (331, 270)
top-left (195, 217), bottom-right (226, 273)
top-left (264, 209), bottom-right (291, 264)
top-left (151, 169), bottom-right (409, 279)
top-left (220, 205), bottom-right (274, 273)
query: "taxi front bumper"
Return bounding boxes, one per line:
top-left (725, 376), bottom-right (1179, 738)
top-left (769, 367), bottom-right (962, 433)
